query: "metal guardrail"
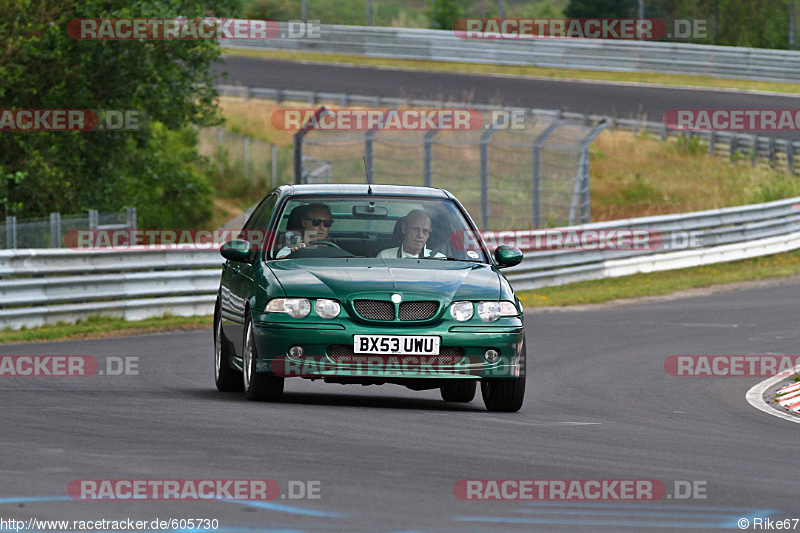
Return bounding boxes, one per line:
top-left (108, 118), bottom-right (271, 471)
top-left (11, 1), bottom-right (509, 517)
top-left (2, 196), bottom-right (800, 329)
top-left (225, 23), bottom-right (800, 83)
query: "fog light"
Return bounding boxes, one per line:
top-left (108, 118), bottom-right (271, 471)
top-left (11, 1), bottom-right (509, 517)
top-left (484, 349), bottom-right (500, 363)
top-left (289, 345), bottom-right (305, 358)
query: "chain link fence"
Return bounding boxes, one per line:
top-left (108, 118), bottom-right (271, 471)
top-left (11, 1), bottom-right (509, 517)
top-left (296, 110), bottom-right (606, 229)
top-left (2, 208), bottom-right (136, 250)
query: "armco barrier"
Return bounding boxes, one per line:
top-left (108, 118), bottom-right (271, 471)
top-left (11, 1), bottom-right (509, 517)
top-left (226, 23), bottom-right (800, 83)
top-left (2, 195), bottom-right (800, 329)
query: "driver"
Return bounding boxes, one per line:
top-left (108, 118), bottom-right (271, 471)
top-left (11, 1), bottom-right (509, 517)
top-left (377, 209), bottom-right (445, 259)
top-left (276, 203), bottom-right (334, 258)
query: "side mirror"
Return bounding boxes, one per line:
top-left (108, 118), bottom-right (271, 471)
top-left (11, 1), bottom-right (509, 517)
top-left (220, 239), bottom-right (252, 262)
top-left (494, 245), bottom-right (523, 268)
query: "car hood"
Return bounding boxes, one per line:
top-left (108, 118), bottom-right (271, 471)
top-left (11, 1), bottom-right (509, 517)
top-left (268, 258), bottom-right (500, 302)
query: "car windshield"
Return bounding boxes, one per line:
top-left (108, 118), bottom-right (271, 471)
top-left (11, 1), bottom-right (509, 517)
top-left (267, 195), bottom-right (489, 263)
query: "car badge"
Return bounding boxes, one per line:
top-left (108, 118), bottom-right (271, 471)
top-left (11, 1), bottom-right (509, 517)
top-left (391, 293), bottom-right (402, 303)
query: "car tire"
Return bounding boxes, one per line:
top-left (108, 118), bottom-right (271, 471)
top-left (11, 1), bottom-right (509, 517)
top-left (243, 317), bottom-right (284, 402)
top-left (440, 381), bottom-right (477, 402)
top-left (215, 310), bottom-right (243, 392)
top-left (481, 338), bottom-right (526, 412)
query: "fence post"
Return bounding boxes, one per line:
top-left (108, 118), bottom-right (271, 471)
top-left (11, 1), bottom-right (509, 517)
top-left (217, 129), bottom-right (224, 175)
top-left (532, 120), bottom-right (561, 229)
top-left (89, 209), bottom-right (98, 230)
top-left (769, 137), bottom-right (776, 168)
top-left (294, 106), bottom-right (326, 184)
top-left (49, 212), bottom-right (61, 248)
top-left (5, 216), bottom-right (16, 249)
top-left (126, 207), bottom-right (137, 231)
top-left (480, 127), bottom-right (499, 229)
top-left (271, 144), bottom-right (278, 187)
top-left (364, 129), bottom-right (377, 184)
top-left (423, 130), bottom-right (438, 187)
top-left (243, 136), bottom-right (250, 179)
top-left (571, 118), bottom-right (608, 225)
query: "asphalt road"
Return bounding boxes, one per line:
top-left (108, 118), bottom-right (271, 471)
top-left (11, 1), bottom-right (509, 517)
top-left (1, 281), bottom-right (799, 532)
top-left (212, 56), bottom-right (800, 139)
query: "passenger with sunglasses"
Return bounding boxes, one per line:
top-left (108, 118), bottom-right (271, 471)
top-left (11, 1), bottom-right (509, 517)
top-left (276, 203), bottom-right (335, 258)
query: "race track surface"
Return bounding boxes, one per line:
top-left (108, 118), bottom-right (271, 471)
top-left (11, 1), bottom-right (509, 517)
top-left (213, 56), bottom-right (800, 139)
top-left (2, 281), bottom-right (799, 532)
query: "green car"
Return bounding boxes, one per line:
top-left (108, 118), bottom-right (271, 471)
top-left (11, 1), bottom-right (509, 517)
top-left (214, 184), bottom-right (526, 412)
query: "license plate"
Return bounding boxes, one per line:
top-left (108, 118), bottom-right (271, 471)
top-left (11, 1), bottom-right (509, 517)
top-left (354, 335), bottom-right (440, 355)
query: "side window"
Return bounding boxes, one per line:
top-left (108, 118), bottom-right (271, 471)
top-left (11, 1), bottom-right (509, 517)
top-left (238, 197), bottom-right (269, 239)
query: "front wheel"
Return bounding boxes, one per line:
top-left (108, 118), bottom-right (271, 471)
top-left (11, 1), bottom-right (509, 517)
top-left (215, 311), bottom-right (243, 392)
top-left (481, 376), bottom-right (525, 412)
top-left (440, 381), bottom-right (476, 402)
top-left (243, 318), bottom-right (284, 402)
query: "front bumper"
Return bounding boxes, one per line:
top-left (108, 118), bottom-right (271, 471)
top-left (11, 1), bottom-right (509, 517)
top-left (250, 318), bottom-right (525, 380)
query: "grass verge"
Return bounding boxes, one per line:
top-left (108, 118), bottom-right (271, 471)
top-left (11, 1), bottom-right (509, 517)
top-left (0, 315), bottom-right (212, 345)
top-left (517, 249), bottom-right (800, 307)
top-left (221, 48), bottom-right (800, 96)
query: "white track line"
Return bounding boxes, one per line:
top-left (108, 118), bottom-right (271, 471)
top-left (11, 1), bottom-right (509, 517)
top-left (746, 363), bottom-right (800, 423)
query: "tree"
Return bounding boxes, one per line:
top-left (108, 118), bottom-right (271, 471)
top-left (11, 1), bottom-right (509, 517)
top-left (0, 0), bottom-right (240, 227)
top-left (565, 0), bottom-right (638, 18)
top-left (427, 0), bottom-right (463, 30)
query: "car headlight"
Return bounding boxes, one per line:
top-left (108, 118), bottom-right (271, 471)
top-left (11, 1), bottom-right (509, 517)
top-left (315, 299), bottom-right (340, 319)
top-left (266, 298), bottom-right (311, 318)
top-left (477, 301), bottom-right (518, 322)
top-left (449, 301), bottom-right (474, 322)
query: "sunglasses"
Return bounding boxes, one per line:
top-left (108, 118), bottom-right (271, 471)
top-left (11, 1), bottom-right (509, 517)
top-left (304, 217), bottom-right (334, 228)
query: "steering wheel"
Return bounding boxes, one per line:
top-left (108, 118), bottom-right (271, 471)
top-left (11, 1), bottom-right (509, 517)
top-left (305, 240), bottom-right (343, 249)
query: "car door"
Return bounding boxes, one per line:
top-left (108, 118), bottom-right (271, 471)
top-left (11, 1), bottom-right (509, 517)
top-left (220, 196), bottom-right (270, 354)
top-left (230, 193), bottom-right (279, 353)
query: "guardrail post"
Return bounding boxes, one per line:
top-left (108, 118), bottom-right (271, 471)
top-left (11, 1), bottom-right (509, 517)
top-left (532, 120), bottom-right (561, 228)
top-left (660, 121), bottom-right (666, 141)
top-left (89, 209), bottom-right (98, 230)
top-left (730, 135), bottom-right (737, 161)
top-left (480, 127), bottom-right (499, 229)
top-left (708, 130), bottom-right (716, 156)
top-left (364, 129), bottom-right (377, 184)
top-left (789, 142), bottom-right (796, 175)
top-left (126, 207), bottom-right (137, 231)
top-left (5, 216), bottom-right (16, 249)
top-left (423, 130), bottom-right (438, 188)
top-left (49, 212), bottom-right (61, 248)
top-left (751, 135), bottom-right (759, 166)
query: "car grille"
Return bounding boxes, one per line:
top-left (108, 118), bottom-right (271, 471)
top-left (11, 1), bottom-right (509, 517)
top-left (353, 300), bottom-right (439, 321)
top-left (399, 301), bottom-right (438, 321)
top-left (353, 300), bottom-right (395, 320)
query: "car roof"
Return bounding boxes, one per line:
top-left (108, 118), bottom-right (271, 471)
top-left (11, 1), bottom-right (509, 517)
top-left (279, 184), bottom-right (451, 198)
